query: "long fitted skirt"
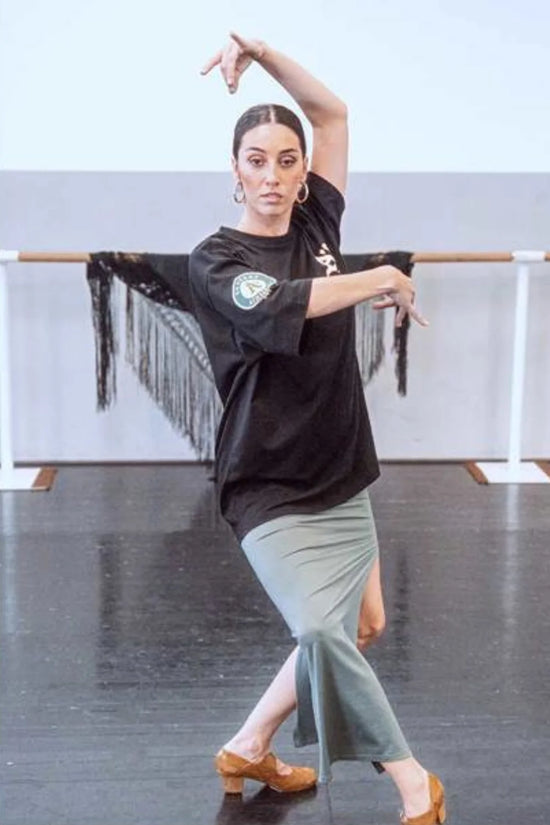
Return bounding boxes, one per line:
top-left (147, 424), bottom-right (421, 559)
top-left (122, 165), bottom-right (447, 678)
top-left (241, 485), bottom-right (411, 783)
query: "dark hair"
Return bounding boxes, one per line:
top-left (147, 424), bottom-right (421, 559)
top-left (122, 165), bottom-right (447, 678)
top-left (232, 104), bottom-right (307, 160)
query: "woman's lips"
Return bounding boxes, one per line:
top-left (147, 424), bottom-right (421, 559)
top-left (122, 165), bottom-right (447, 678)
top-left (262, 193), bottom-right (282, 200)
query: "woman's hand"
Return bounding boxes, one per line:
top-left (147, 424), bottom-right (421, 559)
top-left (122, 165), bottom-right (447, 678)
top-left (372, 265), bottom-right (429, 328)
top-left (200, 32), bottom-right (267, 94)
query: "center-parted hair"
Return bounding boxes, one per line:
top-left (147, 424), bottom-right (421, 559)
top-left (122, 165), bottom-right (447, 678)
top-left (232, 104), bottom-right (307, 160)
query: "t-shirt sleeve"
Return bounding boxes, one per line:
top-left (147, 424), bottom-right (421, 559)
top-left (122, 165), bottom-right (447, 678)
top-left (298, 170), bottom-right (346, 249)
top-left (189, 239), bottom-right (312, 356)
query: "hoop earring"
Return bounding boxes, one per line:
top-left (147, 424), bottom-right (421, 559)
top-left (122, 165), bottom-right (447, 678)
top-left (296, 180), bottom-right (309, 204)
top-left (233, 181), bottom-right (246, 204)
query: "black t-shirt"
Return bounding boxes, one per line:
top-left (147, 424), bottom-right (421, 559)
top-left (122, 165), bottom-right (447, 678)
top-left (188, 170), bottom-right (380, 542)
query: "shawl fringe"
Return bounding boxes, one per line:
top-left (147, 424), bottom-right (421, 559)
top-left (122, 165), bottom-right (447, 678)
top-left (86, 250), bottom-right (414, 460)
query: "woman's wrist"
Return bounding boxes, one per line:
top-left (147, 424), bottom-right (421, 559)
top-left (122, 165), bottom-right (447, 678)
top-left (366, 266), bottom-right (399, 295)
top-left (244, 39), bottom-right (345, 125)
top-left (254, 40), bottom-right (269, 62)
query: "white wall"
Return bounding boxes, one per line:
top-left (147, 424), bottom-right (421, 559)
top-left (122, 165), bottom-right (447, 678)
top-left (1, 0), bottom-right (549, 172)
top-left (2, 169), bottom-right (549, 462)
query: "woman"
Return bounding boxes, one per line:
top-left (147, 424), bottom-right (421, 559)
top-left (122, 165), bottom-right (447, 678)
top-left (189, 32), bottom-right (445, 825)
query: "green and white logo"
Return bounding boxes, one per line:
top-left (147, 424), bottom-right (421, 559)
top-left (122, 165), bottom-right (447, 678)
top-left (232, 271), bottom-right (277, 310)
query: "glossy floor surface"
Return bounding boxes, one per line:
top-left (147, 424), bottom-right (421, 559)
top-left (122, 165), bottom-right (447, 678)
top-left (1, 464), bottom-right (549, 824)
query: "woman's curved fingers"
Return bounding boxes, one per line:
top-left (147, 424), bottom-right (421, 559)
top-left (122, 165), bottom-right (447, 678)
top-left (229, 31), bottom-right (264, 59)
top-left (409, 306), bottom-right (429, 327)
top-left (372, 297), bottom-right (396, 311)
top-left (229, 31), bottom-right (250, 50)
top-left (202, 33), bottom-right (262, 87)
top-left (395, 306), bottom-right (407, 327)
top-left (228, 42), bottom-right (241, 86)
top-left (220, 44), bottom-right (240, 91)
top-left (200, 50), bottom-right (223, 75)
top-left (395, 304), bottom-right (429, 327)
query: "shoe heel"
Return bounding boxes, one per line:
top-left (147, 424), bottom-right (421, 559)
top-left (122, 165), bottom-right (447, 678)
top-left (220, 774), bottom-right (244, 794)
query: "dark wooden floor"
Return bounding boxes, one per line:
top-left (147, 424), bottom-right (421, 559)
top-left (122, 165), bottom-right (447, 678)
top-left (1, 464), bottom-right (549, 824)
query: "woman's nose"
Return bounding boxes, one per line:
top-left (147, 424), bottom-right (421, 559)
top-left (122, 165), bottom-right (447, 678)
top-left (264, 164), bottom-right (280, 184)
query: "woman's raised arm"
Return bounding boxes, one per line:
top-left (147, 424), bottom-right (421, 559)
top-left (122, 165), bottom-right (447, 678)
top-left (200, 32), bottom-right (348, 195)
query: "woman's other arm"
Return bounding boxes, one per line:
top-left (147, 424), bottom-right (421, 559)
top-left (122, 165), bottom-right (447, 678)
top-left (306, 265), bottom-right (429, 328)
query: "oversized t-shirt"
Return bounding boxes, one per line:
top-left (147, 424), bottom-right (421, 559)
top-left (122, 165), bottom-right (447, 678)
top-left (188, 170), bottom-right (380, 542)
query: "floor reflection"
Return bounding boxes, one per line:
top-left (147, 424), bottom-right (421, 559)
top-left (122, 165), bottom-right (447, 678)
top-left (215, 786), bottom-right (322, 825)
top-left (501, 484), bottom-right (520, 685)
top-left (3, 465), bottom-right (550, 825)
top-left (389, 542), bottom-right (412, 683)
top-left (94, 484), bottom-right (237, 682)
top-left (1, 493), bottom-right (17, 636)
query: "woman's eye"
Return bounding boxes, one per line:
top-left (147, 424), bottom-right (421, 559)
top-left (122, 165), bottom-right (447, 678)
top-left (248, 157), bottom-right (296, 167)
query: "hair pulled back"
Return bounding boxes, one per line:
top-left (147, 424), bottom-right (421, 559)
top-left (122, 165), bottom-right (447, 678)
top-left (232, 104), bottom-right (307, 160)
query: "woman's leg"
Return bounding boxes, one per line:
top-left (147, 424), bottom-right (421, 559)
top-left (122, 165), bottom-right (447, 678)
top-left (356, 562), bottom-right (432, 817)
top-left (222, 550), bottom-right (385, 761)
top-left (223, 645), bottom-right (299, 772)
top-left (382, 757), bottom-right (432, 819)
top-left (222, 642), bottom-right (432, 817)
top-left (222, 555), bottom-right (387, 762)
top-left (232, 501), bottom-right (437, 817)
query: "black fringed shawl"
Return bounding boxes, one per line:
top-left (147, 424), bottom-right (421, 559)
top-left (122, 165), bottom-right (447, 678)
top-left (86, 251), bottom-right (414, 461)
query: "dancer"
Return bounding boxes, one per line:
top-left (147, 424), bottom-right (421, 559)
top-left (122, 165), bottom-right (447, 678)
top-left (189, 32), bottom-right (445, 825)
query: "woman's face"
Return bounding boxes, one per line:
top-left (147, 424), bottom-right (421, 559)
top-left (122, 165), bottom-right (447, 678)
top-left (232, 122), bottom-right (308, 218)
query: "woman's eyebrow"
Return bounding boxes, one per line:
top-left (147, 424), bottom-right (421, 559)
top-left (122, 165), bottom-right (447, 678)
top-left (244, 147), bottom-right (299, 154)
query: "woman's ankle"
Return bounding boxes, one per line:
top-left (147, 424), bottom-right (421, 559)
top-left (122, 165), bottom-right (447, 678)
top-left (381, 757), bottom-right (430, 818)
top-left (223, 732), bottom-right (270, 761)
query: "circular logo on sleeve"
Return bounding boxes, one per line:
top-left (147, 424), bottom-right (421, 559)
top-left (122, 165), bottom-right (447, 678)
top-left (232, 271), bottom-right (278, 310)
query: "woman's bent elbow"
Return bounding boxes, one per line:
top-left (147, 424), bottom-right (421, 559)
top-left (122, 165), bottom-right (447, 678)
top-left (329, 102), bottom-right (348, 121)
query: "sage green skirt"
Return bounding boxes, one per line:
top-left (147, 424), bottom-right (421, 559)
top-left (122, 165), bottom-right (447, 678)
top-left (241, 486), bottom-right (411, 783)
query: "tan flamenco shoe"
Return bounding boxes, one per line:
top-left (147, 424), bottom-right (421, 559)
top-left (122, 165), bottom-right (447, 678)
top-left (400, 773), bottom-right (446, 825)
top-left (214, 747), bottom-right (317, 794)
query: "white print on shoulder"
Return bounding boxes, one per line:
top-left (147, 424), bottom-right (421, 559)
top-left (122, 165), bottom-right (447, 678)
top-left (232, 271), bottom-right (278, 310)
top-left (315, 243), bottom-right (340, 277)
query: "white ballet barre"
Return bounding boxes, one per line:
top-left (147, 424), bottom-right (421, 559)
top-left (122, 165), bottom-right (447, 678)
top-left (0, 251), bottom-right (44, 490)
top-left (0, 248), bottom-right (549, 491)
top-left (0, 251), bottom-right (37, 490)
top-left (473, 250), bottom-right (549, 483)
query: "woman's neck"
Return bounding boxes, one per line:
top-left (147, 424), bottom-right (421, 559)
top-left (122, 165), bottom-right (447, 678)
top-left (236, 212), bottom-right (291, 238)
